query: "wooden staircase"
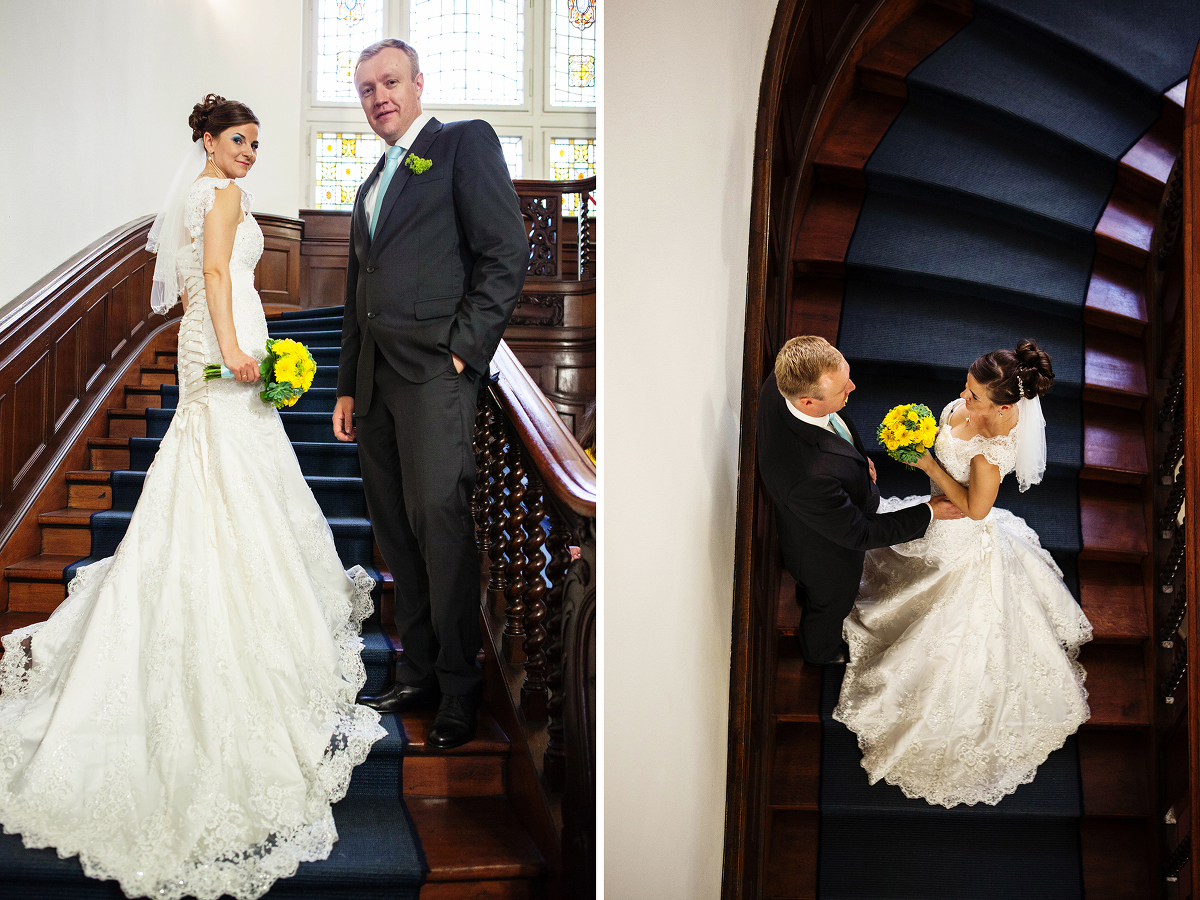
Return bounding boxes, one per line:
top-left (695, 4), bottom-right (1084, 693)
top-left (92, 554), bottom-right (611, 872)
top-left (754, 1), bottom-right (1180, 896)
top-left (0, 329), bottom-right (550, 899)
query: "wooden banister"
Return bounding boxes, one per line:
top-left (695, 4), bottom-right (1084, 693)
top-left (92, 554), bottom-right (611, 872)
top-left (489, 341), bottom-right (596, 519)
top-left (1181, 40), bottom-right (1200, 900)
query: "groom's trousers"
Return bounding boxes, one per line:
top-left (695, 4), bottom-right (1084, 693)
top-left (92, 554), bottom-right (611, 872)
top-left (355, 345), bottom-right (483, 698)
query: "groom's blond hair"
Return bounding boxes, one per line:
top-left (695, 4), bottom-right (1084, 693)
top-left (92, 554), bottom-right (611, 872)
top-left (775, 336), bottom-right (843, 401)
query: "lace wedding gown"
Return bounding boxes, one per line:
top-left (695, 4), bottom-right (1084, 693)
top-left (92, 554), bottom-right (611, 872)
top-left (0, 177), bottom-right (387, 899)
top-left (833, 397), bottom-right (1092, 808)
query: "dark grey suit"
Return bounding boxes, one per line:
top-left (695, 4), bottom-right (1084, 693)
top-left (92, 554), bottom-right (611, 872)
top-left (338, 117), bottom-right (528, 696)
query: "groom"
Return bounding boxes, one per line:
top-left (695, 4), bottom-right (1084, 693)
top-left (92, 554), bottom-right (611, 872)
top-left (333, 39), bottom-right (528, 748)
top-left (757, 336), bottom-right (963, 666)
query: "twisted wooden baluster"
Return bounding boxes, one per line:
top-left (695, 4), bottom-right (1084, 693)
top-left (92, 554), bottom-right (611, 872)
top-left (1162, 642), bottom-right (1187, 704)
top-left (521, 472), bottom-right (549, 719)
top-left (1161, 529), bottom-right (1187, 594)
top-left (471, 397), bottom-right (490, 549)
top-left (485, 400), bottom-right (509, 614)
top-left (1166, 835), bottom-right (1192, 883)
top-left (503, 437), bottom-right (529, 661)
top-left (578, 192), bottom-right (592, 281)
top-left (542, 505), bottom-right (573, 790)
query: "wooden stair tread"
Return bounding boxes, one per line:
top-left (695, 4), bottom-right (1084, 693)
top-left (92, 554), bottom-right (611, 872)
top-left (857, 4), bottom-right (972, 96)
top-left (774, 649), bottom-right (822, 721)
top-left (0, 611), bottom-right (50, 637)
top-left (770, 722), bottom-right (820, 809)
top-left (407, 796), bottom-right (544, 882)
top-left (107, 408), bottom-right (146, 419)
top-left (813, 93), bottom-right (906, 187)
top-left (65, 470), bottom-right (111, 483)
top-left (1078, 728), bottom-right (1151, 817)
top-left (1078, 561), bottom-right (1148, 643)
top-left (764, 810), bottom-right (818, 900)
top-left (87, 436), bottom-right (130, 448)
top-left (1081, 403), bottom-right (1148, 482)
top-left (403, 708), bottom-right (510, 755)
top-left (1083, 328), bottom-right (1149, 408)
top-left (791, 185), bottom-right (863, 274)
top-left (776, 571), bottom-right (801, 636)
top-left (4, 554), bottom-right (77, 581)
top-left (1119, 122), bottom-right (1178, 201)
top-left (1079, 643), bottom-right (1149, 726)
top-left (1079, 482), bottom-right (1147, 561)
top-left (1095, 190), bottom-right (1155, 268)
top-left (787, 277), bottom-right (844, 345)
top-left (1080, 818), bottom-right (1152, 900)
top-left (1084, 257), bottom-right (1147, 335)
top-left (37, 508), bottom-right (93, 526)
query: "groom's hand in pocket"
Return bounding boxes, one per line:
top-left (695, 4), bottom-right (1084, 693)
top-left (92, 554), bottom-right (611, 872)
top-left (333, 396), bottom-right (356, 442)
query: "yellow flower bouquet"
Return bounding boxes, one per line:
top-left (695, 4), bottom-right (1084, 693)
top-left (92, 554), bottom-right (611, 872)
top-left (877, 403), bottom-right (938, 465)
top-left (204, 338), bottom-right (317, 409)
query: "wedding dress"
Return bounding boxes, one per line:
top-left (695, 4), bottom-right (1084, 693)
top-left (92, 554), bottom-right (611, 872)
top-left (0, 177), bottom-right (386, 899)
top-left (833, 397), bottom-right (1092, 808)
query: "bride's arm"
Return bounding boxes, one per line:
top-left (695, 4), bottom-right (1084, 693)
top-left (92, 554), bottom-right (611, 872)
top-left (914, 452), bottom-right (1001, 520)
top-left (202, 185), bottom-right (259, 382)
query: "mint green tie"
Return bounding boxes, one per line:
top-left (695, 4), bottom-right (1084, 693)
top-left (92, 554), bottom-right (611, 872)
top-left (370, 144), bottom-right (405, 238)
top-left (829, 413), bottom-right (853, 445)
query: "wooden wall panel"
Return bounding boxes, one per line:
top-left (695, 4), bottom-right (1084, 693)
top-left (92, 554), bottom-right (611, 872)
top-left (84, 293), bottom-right (108, 389)
top-left (107, 278), bottom-right (128, 360)
top-left (0, 214), bottom-right (177, 559)
top-left (11, 353), bottom-right (49, 489)
top-left (255, 214), bottom-right (303, 310)
top-left (53, 319), bottom-right (81, 432)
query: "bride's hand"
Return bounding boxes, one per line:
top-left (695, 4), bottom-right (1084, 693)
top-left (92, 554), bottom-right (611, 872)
top-left (913, 451), bottom-right (936, 473)
top-left (223, 348), bottom-right (260, 383)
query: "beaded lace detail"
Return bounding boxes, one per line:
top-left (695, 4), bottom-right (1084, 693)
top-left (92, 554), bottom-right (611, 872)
top-left (832, 399), bottom-right (1092, 808)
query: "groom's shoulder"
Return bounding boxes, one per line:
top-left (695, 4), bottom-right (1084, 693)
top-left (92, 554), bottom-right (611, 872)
top-left (437, 118), bottom-right (501, 144)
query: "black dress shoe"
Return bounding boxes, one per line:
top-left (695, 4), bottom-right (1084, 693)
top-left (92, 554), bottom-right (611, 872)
top-left (427, 694), bottom-right (479, 750)
top-left (356, 683), bottom-right (440, 713)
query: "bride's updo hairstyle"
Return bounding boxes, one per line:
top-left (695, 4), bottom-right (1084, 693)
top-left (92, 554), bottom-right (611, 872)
top-left (968, 339), bottom-right (1054, 405)
top-left (189, 94), bottom-right (259, 143)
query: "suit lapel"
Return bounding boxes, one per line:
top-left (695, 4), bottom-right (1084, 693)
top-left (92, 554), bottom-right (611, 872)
top-left (372, 117), bottom-right (443, 247)
top-left (786, 414), bottom-right (866, 465)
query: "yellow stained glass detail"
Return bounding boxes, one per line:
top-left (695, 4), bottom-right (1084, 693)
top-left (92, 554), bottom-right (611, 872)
top-left (316, 132), bottom-right (382, 209)
top-left (568, 55), bottom-right (595, 88)
top-left (336, 51), bottom-right (356, 83)
top-left (568, 0), bottom-right (596, 27)
top-left (340, 137), bottom-right (357, 157)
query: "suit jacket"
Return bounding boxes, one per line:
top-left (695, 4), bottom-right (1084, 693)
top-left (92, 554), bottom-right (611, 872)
top-left (337, 117), bottom-right (529, 399)
top-left (756, 372), bottom-right (932, 597)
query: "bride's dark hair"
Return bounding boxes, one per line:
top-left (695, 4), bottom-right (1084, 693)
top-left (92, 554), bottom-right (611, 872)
top-left (189, 94), bottom-right (259, 143)
top-left (969, 338), bottom-right (1054, 405)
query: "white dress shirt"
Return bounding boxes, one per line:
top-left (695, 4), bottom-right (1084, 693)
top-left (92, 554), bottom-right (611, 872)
top-left (364, 111), bottom-right (435, 231)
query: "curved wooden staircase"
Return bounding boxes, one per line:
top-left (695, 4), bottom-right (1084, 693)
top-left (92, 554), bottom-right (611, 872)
top-left (728, 0), bottom-right (1199, 897)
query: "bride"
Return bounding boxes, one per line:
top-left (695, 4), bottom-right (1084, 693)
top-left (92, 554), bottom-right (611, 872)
top-left (833, 339), bottom-right (1092, 808)
top-left (0, 95), bottom-right (386, 899)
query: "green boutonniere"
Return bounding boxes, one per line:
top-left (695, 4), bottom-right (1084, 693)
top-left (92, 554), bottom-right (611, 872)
top-left (405, 154), bottom-right (432, 175)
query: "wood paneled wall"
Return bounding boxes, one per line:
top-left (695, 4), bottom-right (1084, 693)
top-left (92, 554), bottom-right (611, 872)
top-left (254, 214), bottom-right (303, 314)
top-left (0, 217), bottom-right (170, 550)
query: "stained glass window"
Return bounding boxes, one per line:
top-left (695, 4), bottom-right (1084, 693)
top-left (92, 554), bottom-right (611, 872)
top-left (409, 0), bottom-right (524, 105)
top-left (316, 0), bottom-right (384, 102)
top-left (550, 137), bottom-right (595, 216)
top-left (498, 136), bottom-right (523, 179)
top-left (315, 132), bottom-right (384, 208)
top-left (550, 0), bottom-right (597, 107)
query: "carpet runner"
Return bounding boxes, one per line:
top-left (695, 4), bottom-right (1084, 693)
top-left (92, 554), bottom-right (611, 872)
top-left (0, 306), bottom-right (425, 899)
top-left (821, 0), bottom-right (1199, 896)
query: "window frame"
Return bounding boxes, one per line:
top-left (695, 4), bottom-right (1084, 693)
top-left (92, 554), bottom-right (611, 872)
top-left (300, 0), bottom-right (596, 207)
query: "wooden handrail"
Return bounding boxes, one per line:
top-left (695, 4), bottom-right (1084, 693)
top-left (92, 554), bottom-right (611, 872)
top-left (489, 341), bottom-right (596, 519)
top-left (1181, 41), bottom-right (1200, 900)
top-left (512, 176), bottom-right (596, 196)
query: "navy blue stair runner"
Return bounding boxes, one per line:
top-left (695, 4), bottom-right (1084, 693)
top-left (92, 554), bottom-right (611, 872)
top-left (820, 0), bottom-right (1198, 896)
top-left (0, 308), bottom-right (425, 899)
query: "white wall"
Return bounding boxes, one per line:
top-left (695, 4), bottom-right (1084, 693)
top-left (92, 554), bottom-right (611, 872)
top-left (603, 0), bottom-right (779, 896)
top-left (0, 0), bottom-right (303, 310)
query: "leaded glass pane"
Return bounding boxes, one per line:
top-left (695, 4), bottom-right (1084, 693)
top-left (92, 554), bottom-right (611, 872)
top-left (549, 137), bottom-right (595, 217)
top-left (410, 0), bottom-right (524, 105)
top-left (316, 0), bottom-right (384, 102)
top-left (550, 0), bottom-right (596, 107)
top-left (498, 136), bottom-right (523, 179)
top-left (315, 132), bottom-right (383, 209)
